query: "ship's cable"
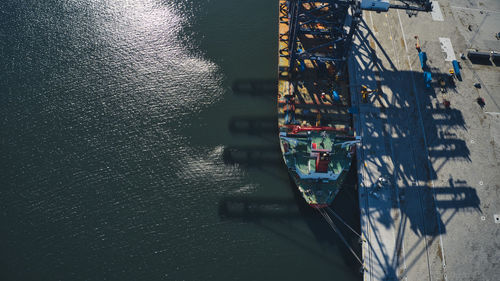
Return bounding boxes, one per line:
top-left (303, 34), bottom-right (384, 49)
top-left (326, 206), bottom-right (362, 239)
top-left (317, 208), bottom-right (363, 266)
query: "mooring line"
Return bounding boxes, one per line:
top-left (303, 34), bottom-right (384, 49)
top-left (326, 206), bottom-right (362, 239)
top-left (317, 207), bottom-right (364, 267)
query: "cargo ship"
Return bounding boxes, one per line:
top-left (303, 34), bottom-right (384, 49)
top-left (277, 1), bottom-right (359, 208)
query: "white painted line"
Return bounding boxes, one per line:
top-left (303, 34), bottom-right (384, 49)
top-left (439, 37), bottom-right (456, 61)
top-left (431, 1), bottom-right (444, 21)
top-left (397, 10), bottom-right (408, 53)
top-left (397, 13), bottom-right (409, 281)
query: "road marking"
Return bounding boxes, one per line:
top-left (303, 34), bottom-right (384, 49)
top-left (431, 1), bottom-right (444, 21)
top-left (439, 37), bottom-right (456, 61)
top-left (397, 10), bottom-right (408, 53)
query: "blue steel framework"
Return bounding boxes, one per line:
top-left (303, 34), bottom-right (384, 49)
top-left (284, 0), bottom-right (361, 78)
top-left (281, 0), bottom-right (432, 79)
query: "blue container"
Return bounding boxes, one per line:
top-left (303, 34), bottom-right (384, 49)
top-left (419, 52), bottom-right (427, 70)
top-left (424, 71), bottom-right (432, 88)
top-left (452, 60), bottom-right (462, 81)
top-left (332, 90), bottom-right (340, 101)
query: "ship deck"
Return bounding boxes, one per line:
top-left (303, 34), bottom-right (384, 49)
top-left (277, 0), bottom-right (352, 131)
top-left (350, 1), bottom-right (500, 280)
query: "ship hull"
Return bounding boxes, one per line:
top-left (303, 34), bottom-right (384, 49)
top-left (280, 150), bottom-right (352, 208)
top-left (277, 1), bottom-right (356, 208)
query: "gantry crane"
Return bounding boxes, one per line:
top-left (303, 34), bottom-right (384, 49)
top-left (283, 1), bottom-right (432, 80)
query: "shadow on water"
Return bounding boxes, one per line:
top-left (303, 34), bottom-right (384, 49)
top-left (221, 81), bottom-right (363, 276)
top-left (228, 78), bottom-right (279, 140)
top-left (222, 144), bottom-right (282, 166)
top-left (231, 79), bottom-right (277, 98)
top-left (228, 116), bottom-right (278, 136)
top-left (219, 158), bottom-right (363, 276)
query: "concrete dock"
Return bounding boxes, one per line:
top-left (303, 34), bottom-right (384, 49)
top-left (349, 0), bottom-right (500, 280)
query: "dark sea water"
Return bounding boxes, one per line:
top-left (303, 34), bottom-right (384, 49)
top-left (0, 1), bottom-right (360, 280)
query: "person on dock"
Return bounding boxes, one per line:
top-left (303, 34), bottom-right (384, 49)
top-left (477, 97), bottom-right (485, 108)
top-left (443, 99), bottom-right (451, 109)
top-left (448, 69), bottom-right (455, 86)
top-left (361, 85), bottom-right (379, 103)
top-left (415, 35), bottom-right (421, 52)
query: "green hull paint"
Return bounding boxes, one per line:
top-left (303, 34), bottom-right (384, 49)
top-left (279, 131), bottom-right (354, 206)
